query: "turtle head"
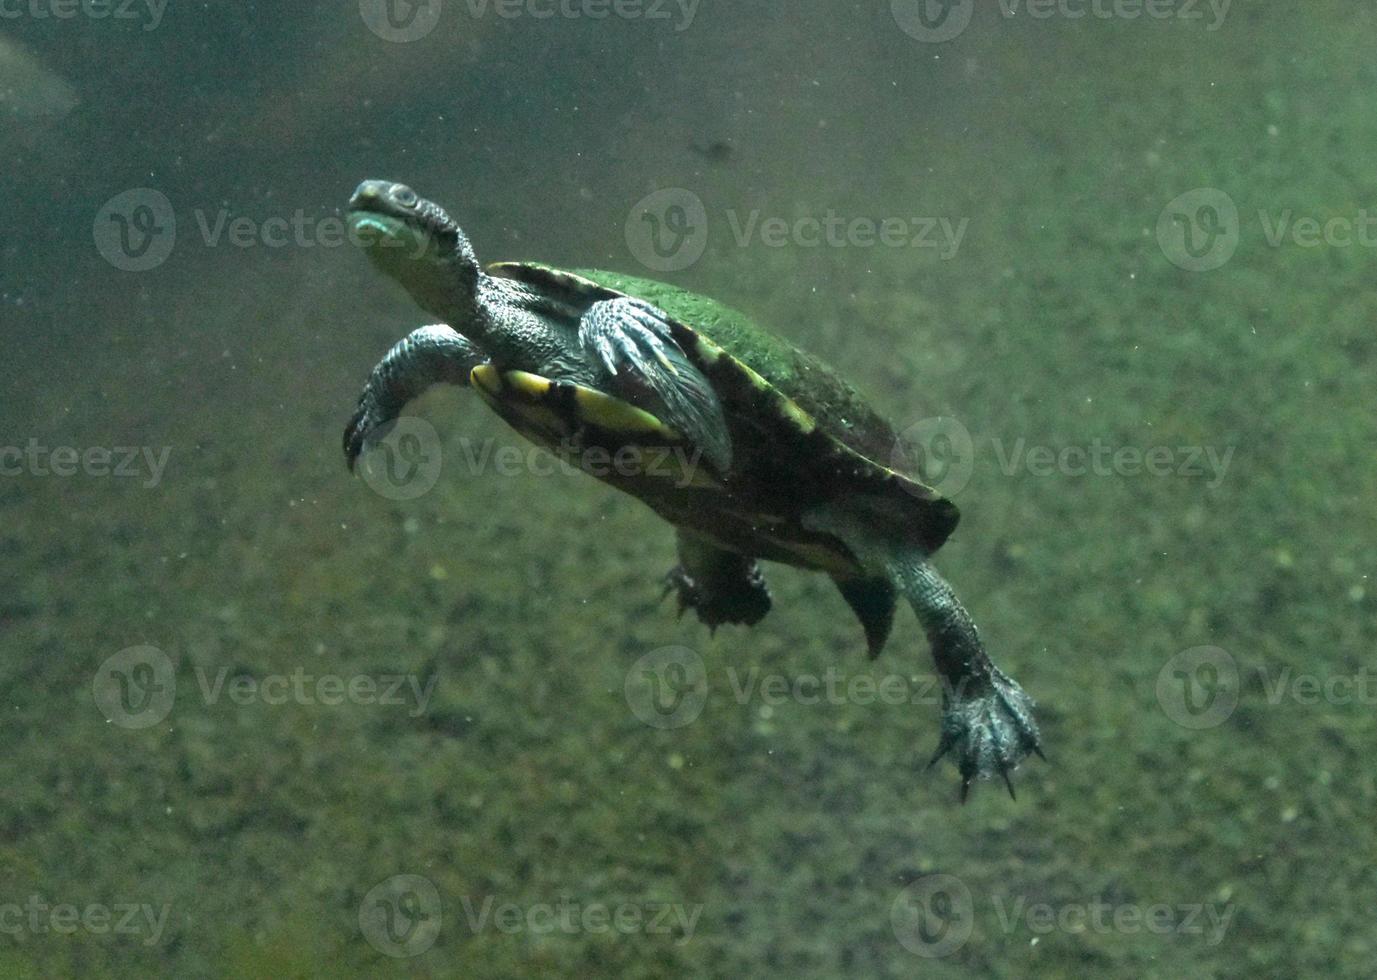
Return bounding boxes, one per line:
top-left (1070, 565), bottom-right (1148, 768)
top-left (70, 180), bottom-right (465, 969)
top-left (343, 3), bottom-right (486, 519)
top-left (348, 180), bottom-right (479, 319)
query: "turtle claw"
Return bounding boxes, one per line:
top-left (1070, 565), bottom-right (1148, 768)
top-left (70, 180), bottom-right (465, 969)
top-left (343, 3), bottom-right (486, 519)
top-left (344, 401), bottom-right (395, 472)
top-left (343, 404), bottom-right (374, 472)
top-left (928, 666), bottom-right (1042, 803)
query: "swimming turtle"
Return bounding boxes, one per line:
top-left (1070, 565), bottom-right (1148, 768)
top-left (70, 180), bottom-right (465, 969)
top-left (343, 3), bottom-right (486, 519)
top-left (342, 180), bottom-right (1043, 799)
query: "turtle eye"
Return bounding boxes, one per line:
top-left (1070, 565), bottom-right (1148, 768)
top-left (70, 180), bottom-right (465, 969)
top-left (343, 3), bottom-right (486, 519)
top-left (392, 185), bottom-right (418, 209)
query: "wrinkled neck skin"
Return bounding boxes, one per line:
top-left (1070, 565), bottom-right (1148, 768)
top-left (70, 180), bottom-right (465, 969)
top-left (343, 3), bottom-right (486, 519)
top-left (406, 249), bottom-right (487, 339)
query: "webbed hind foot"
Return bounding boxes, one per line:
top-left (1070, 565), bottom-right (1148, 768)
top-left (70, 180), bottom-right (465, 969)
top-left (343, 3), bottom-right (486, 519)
top-left (929, 665), bottom-right (1043, 802)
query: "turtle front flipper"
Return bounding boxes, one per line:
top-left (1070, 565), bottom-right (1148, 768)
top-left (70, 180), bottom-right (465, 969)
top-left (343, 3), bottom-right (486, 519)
top-left (344, 324), bottom-right (487, 470)
top-left (579, 298), bottom-right (732, 475)
top-left (664, 530), bottom-right (771, 630)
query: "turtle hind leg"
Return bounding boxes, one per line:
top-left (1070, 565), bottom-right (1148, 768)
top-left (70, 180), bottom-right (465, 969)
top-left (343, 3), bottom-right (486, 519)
top-left (664, 530), bottom-right (771, 630)
top-left (344, 324), bottom-right (487, 469)
top-left (802, 503), bottom-right (1041, 800)
top-left (890, 555), bottom-right (1043, 802)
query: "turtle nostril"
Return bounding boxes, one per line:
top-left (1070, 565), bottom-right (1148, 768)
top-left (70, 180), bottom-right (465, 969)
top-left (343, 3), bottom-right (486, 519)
top-left (392, 185), bottom-right (418, 208)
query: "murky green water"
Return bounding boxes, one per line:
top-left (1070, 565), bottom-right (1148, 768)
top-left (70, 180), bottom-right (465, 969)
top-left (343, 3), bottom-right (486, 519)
top-left (2, 2), bottom-right (1372, 977)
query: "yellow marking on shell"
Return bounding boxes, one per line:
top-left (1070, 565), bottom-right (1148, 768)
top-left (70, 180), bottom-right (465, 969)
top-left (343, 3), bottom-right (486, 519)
top-left (571, 386), bottom-right (680, 439)
top-left (504, 370), bottom-right (552, 400)
top-left (726, 354), bottom-right (817, 434)
top-left (471, 364), bottom-right (501, 396)
top-left (778, 395), bottom-right (817, 434)
top-left (693, 334), bottom-right (723, 365)
top-left (470, 366), bottom-right (568, 443)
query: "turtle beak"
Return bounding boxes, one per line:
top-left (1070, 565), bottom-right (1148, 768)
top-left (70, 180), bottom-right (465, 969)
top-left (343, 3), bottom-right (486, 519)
top-left (348, 180), bottom-right (388, 213)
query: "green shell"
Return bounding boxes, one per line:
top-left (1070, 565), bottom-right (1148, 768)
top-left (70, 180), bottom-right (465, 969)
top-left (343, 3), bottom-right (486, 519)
top-left (488, 262), bottom-right (959, 554)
